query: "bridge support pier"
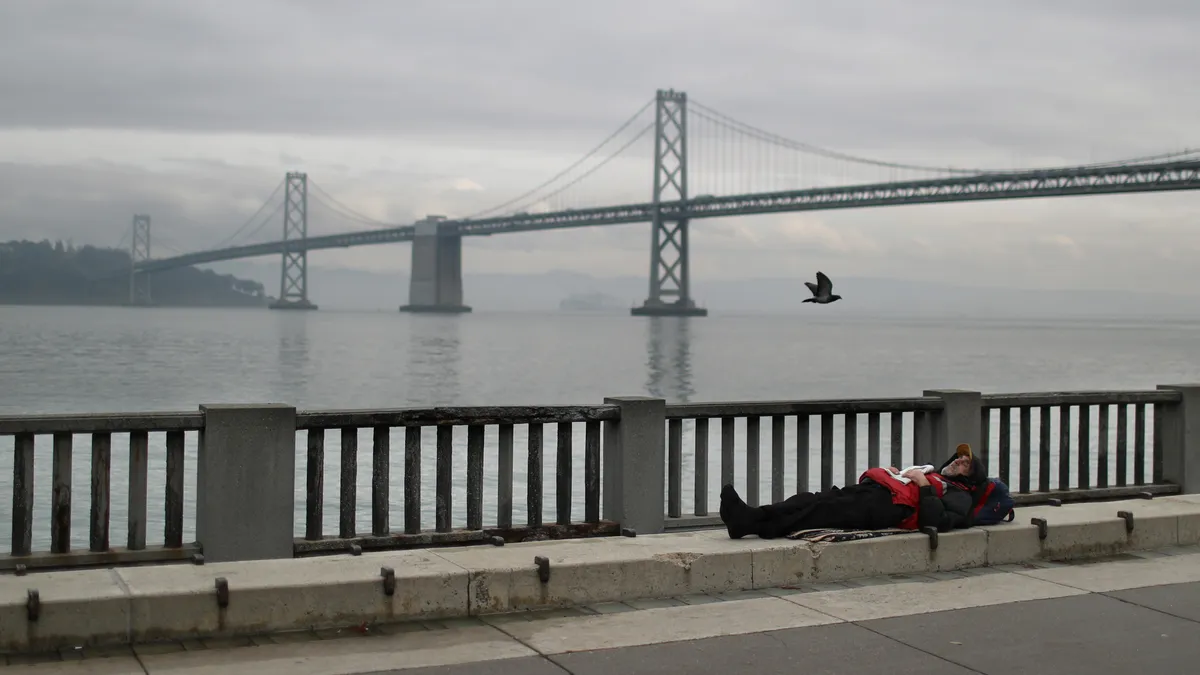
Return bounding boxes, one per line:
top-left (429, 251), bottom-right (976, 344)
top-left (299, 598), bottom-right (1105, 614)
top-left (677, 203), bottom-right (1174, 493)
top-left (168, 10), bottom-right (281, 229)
top-left (126, 214), bottom-right (154, 307)
top-left (400, 218), bottom-right (472, 314)
top-left (633, 89), bottom-right (707, 317)
top-left (269, 172), bottom-right (318, 311)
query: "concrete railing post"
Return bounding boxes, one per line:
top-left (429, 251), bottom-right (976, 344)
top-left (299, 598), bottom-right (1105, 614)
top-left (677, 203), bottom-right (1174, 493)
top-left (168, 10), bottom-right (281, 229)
top-left (1156, 384), bottom-right (1200, 493)
top-left (197, 404), bottom-right (298, 562)
top-left (602, 396), bottom-right (666, 535)
top-left (922, 389), bottom-right (982, 467)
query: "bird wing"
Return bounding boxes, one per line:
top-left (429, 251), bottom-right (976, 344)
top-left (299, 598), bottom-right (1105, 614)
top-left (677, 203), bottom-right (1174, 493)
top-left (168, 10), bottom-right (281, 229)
top-left (804, 281), bottom-right (819, 296)
top-left (815, 271), bottom-right (833, 295)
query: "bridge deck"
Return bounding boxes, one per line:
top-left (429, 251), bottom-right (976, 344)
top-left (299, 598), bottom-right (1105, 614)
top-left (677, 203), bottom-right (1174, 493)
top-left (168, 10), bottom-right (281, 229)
top-left (134, 158), bottom-right (1200, 274)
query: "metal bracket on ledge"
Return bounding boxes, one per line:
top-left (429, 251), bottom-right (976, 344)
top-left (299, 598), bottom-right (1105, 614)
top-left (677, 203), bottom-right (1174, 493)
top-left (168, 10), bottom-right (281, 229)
top-left (534, 556), bottom-right (550, 583)
top-left (191, 553), bottom-right (206, 566)
top-left (381, 566), bottom-right (396, 596)
top-left (621, 528), bottom-right (637, 538)
top-left (26, 589), bottom-right (40, 622)
top-left (1048, 498), bottom-right (1063, 507)
top-left (919, 526), bottom-right (939, 551)
top-left (14, 564), bottom-right (27, 576)
top-left (1031, 517), bottom-right (1048, 540)
top-left (1117, 510), bottom-right (1135, 533)
top-left (350, 544), bottom-right (363, 557)
top-left (215, 577), bottom-right (230, 609)
top-left (1139, 492), bottom-right (1155, 500)
top-left (489, 536), bottom-right (505, 547)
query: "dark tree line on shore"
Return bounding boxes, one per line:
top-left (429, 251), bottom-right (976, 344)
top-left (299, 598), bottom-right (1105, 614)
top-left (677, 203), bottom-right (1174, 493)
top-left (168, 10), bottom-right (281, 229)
top-left (0, 239), bottom-right (268, 307)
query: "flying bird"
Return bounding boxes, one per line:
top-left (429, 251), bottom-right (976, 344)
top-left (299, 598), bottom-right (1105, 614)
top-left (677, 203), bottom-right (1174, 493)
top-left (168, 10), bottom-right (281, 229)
top-left (802, 271), bottom-right (842, 304)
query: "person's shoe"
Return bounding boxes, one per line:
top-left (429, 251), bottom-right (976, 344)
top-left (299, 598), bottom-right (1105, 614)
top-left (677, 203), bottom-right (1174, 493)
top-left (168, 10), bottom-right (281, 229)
top-left (719, 484), bottom-right (760, 539)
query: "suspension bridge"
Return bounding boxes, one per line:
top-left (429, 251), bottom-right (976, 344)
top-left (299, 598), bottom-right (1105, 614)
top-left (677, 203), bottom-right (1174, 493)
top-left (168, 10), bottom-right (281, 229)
top-left (121, 88), bottom-right (1200, 316)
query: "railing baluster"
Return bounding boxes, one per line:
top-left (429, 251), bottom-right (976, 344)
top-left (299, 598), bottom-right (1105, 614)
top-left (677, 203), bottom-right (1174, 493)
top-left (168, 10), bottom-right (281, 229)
top-left (889, 413), bottom-right (902, 468)
top-left (694, 418), bottom-right (709, 515)
top-left (667, 418), bottom-right (682, 517)
top-left (1038, 406), bottom-right (1051, 492)
top-left (866, 413), bottom-right (880, 473)
top-left (980, 408), bottom-right (991, 469)
top-left (1058, 406), bottom-right (1072, 490)
top-left (305, 428), bottom-right (324, 540)
top-left (467, 424), bottom-right (485, 530)
top-left (720, 417), bottom-right (735, 487)
top-left (340, 427), bottom-right (357, 539)
top-left (404, 426), bottom-right (421, 534)
top-left (51, 432), bottom-right (72, 554)
top-left (911, 411), bottom-right (920, 465)
top-left (90, 432), bottom-right (111, 552)
top-left (1018, 407), bottom-right (1031, 493)
top-left (527, 422), bottom-right (543, 528)
top-left (746, 416), bottom-right (760, 506)
top-left (1134, 404), bottom-right (1146, 485)
top-left (164, 430), bottom-right (184, 548)
top-left (771, 415), bottom-right (785, 503)
top-left (11, 432), bottom-right (34, 556)
top-left (127, 430), bottom-right (149, 551)
top-left (1116, 404), bottom-right (1128, 487)
top-left (998, 407), bottom-right (1011, 486)
top-left (820, 413), bottom-right (834, 490)
top-left (1152, 403), bottom-right (1164, 483)
top-left (795, 414), bottom-right (810, 494)
top-left (844, 413), bottom-right (858, 486)
top-left (555, 422), bottom-right (572, 525)
top-left (436, 425), bottom-right (453, 533)
top-left (1077, 405), bottom-right (1091, 489)
top-left (584, 421), bottom-right (601, 523)
top-left (372, 425), bottom-right (390, 536)
top-left (1097, 405), bottom-right (1110, 488)
top-left (497, 423), bottom-right (514, 528)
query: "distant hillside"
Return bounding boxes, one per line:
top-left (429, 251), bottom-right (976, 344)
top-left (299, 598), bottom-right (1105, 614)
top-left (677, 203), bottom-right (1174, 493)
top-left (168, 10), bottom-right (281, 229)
top-left (0, 240), bottom-right (267, 307)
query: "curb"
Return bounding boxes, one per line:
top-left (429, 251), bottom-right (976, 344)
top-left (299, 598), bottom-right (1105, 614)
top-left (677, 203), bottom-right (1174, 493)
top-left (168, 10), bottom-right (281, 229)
top-left (3, 494), bottom-right (1200, 653)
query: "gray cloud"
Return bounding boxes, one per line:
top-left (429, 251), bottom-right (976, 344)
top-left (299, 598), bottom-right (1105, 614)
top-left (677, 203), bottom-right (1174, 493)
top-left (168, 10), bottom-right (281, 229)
top-left (0, 0), bottom-right (1198, 298)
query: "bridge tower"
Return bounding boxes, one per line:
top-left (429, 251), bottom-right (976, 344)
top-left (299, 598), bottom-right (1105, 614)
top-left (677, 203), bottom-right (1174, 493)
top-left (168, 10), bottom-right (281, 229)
top-left (128, 214), bottom-right (153, 306)
top-left (269, 172), bottom-right (318, 310)
top-left (632, 89), bottom-right (707, 317)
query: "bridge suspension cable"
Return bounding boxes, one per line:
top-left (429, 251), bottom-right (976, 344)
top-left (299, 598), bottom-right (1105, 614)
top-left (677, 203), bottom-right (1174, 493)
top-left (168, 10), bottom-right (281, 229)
top-left (690, 98), bottom-right (1200, 178)
top-left (487, 121), bottom-right (655, 217)
top-left (466, 98), bottom-right (657, 219)
top-left (204, 177), bottom-right (287, 250)
top-left (307, 180), bottom-right (410, 229)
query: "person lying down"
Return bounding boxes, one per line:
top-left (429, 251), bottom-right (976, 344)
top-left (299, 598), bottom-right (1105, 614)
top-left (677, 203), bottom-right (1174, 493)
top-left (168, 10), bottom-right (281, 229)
top-left (719, 444), bottom-right (989, 540)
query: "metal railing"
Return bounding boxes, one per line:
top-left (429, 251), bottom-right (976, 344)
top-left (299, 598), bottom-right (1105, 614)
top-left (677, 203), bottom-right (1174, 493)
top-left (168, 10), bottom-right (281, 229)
top-left (661, 398), bottom-right (943, 528)
top-left (980, 390), bottom-right (1180, 503)
top-left (0, 413), bottom-right (201, 571)
top-left (292, 405), bottom-right (617, 554)
top-left (1, 385), bottom-right (1194, 571)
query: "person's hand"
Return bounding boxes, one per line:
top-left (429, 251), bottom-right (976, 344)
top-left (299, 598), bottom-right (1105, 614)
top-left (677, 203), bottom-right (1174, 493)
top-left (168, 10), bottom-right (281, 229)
top-left (902, 468), bottom-right (930, 486)
top-left (887, 466), bottom-right (899, 474)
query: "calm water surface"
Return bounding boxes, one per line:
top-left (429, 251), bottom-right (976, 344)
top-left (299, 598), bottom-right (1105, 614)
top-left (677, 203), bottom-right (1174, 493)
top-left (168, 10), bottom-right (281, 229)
top-left (2, 305), bottom-right (1198, 551)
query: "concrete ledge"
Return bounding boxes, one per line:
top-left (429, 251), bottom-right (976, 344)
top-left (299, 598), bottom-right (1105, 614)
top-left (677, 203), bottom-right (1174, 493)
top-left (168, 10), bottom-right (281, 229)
top-left (3, 495), bottom-right (1200, 654)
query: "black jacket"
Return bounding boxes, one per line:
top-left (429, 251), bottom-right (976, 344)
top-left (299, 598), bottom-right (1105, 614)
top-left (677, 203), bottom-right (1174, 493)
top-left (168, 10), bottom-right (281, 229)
top-left (917, 454), bottom-right (990, 532)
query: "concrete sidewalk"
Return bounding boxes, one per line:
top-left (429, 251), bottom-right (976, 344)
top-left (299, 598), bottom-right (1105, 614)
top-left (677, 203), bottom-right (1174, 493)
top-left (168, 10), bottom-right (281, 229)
top-left (5, 545), bottom-right (1200, 674)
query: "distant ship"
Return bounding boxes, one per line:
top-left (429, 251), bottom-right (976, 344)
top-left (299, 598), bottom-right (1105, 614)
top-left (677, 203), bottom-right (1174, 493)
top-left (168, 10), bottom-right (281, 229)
top-left (558, 291), bottom-right (625, 311)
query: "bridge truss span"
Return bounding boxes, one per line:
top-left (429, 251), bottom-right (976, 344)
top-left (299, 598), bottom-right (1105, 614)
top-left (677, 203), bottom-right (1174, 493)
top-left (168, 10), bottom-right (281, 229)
top-left (456, 158), bottom-right (1200, 237)
top-left (124, 87), bottom-right (1200, 317)
top-left (672, 158), bottom-right (1200, 219)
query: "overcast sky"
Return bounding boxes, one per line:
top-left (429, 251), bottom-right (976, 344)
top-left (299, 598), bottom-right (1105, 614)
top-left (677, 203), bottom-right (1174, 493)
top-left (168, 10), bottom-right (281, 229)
top-left (1, 0), bottom-right (1198, 292)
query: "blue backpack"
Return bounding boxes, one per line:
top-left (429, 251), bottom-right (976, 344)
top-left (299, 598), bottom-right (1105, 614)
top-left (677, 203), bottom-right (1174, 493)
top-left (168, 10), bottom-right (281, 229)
top-left (970, 478), bottom-right (1015, 525)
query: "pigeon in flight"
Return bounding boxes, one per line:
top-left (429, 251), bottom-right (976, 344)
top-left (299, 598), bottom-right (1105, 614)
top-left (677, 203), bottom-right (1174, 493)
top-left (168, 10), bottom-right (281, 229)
top-left (802, 271), bottom-right (842, 304)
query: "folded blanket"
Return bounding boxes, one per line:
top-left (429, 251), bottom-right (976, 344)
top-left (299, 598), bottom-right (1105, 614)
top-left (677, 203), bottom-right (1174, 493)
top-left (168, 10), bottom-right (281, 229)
top-left (786, 527), bottom-right (911, 543)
